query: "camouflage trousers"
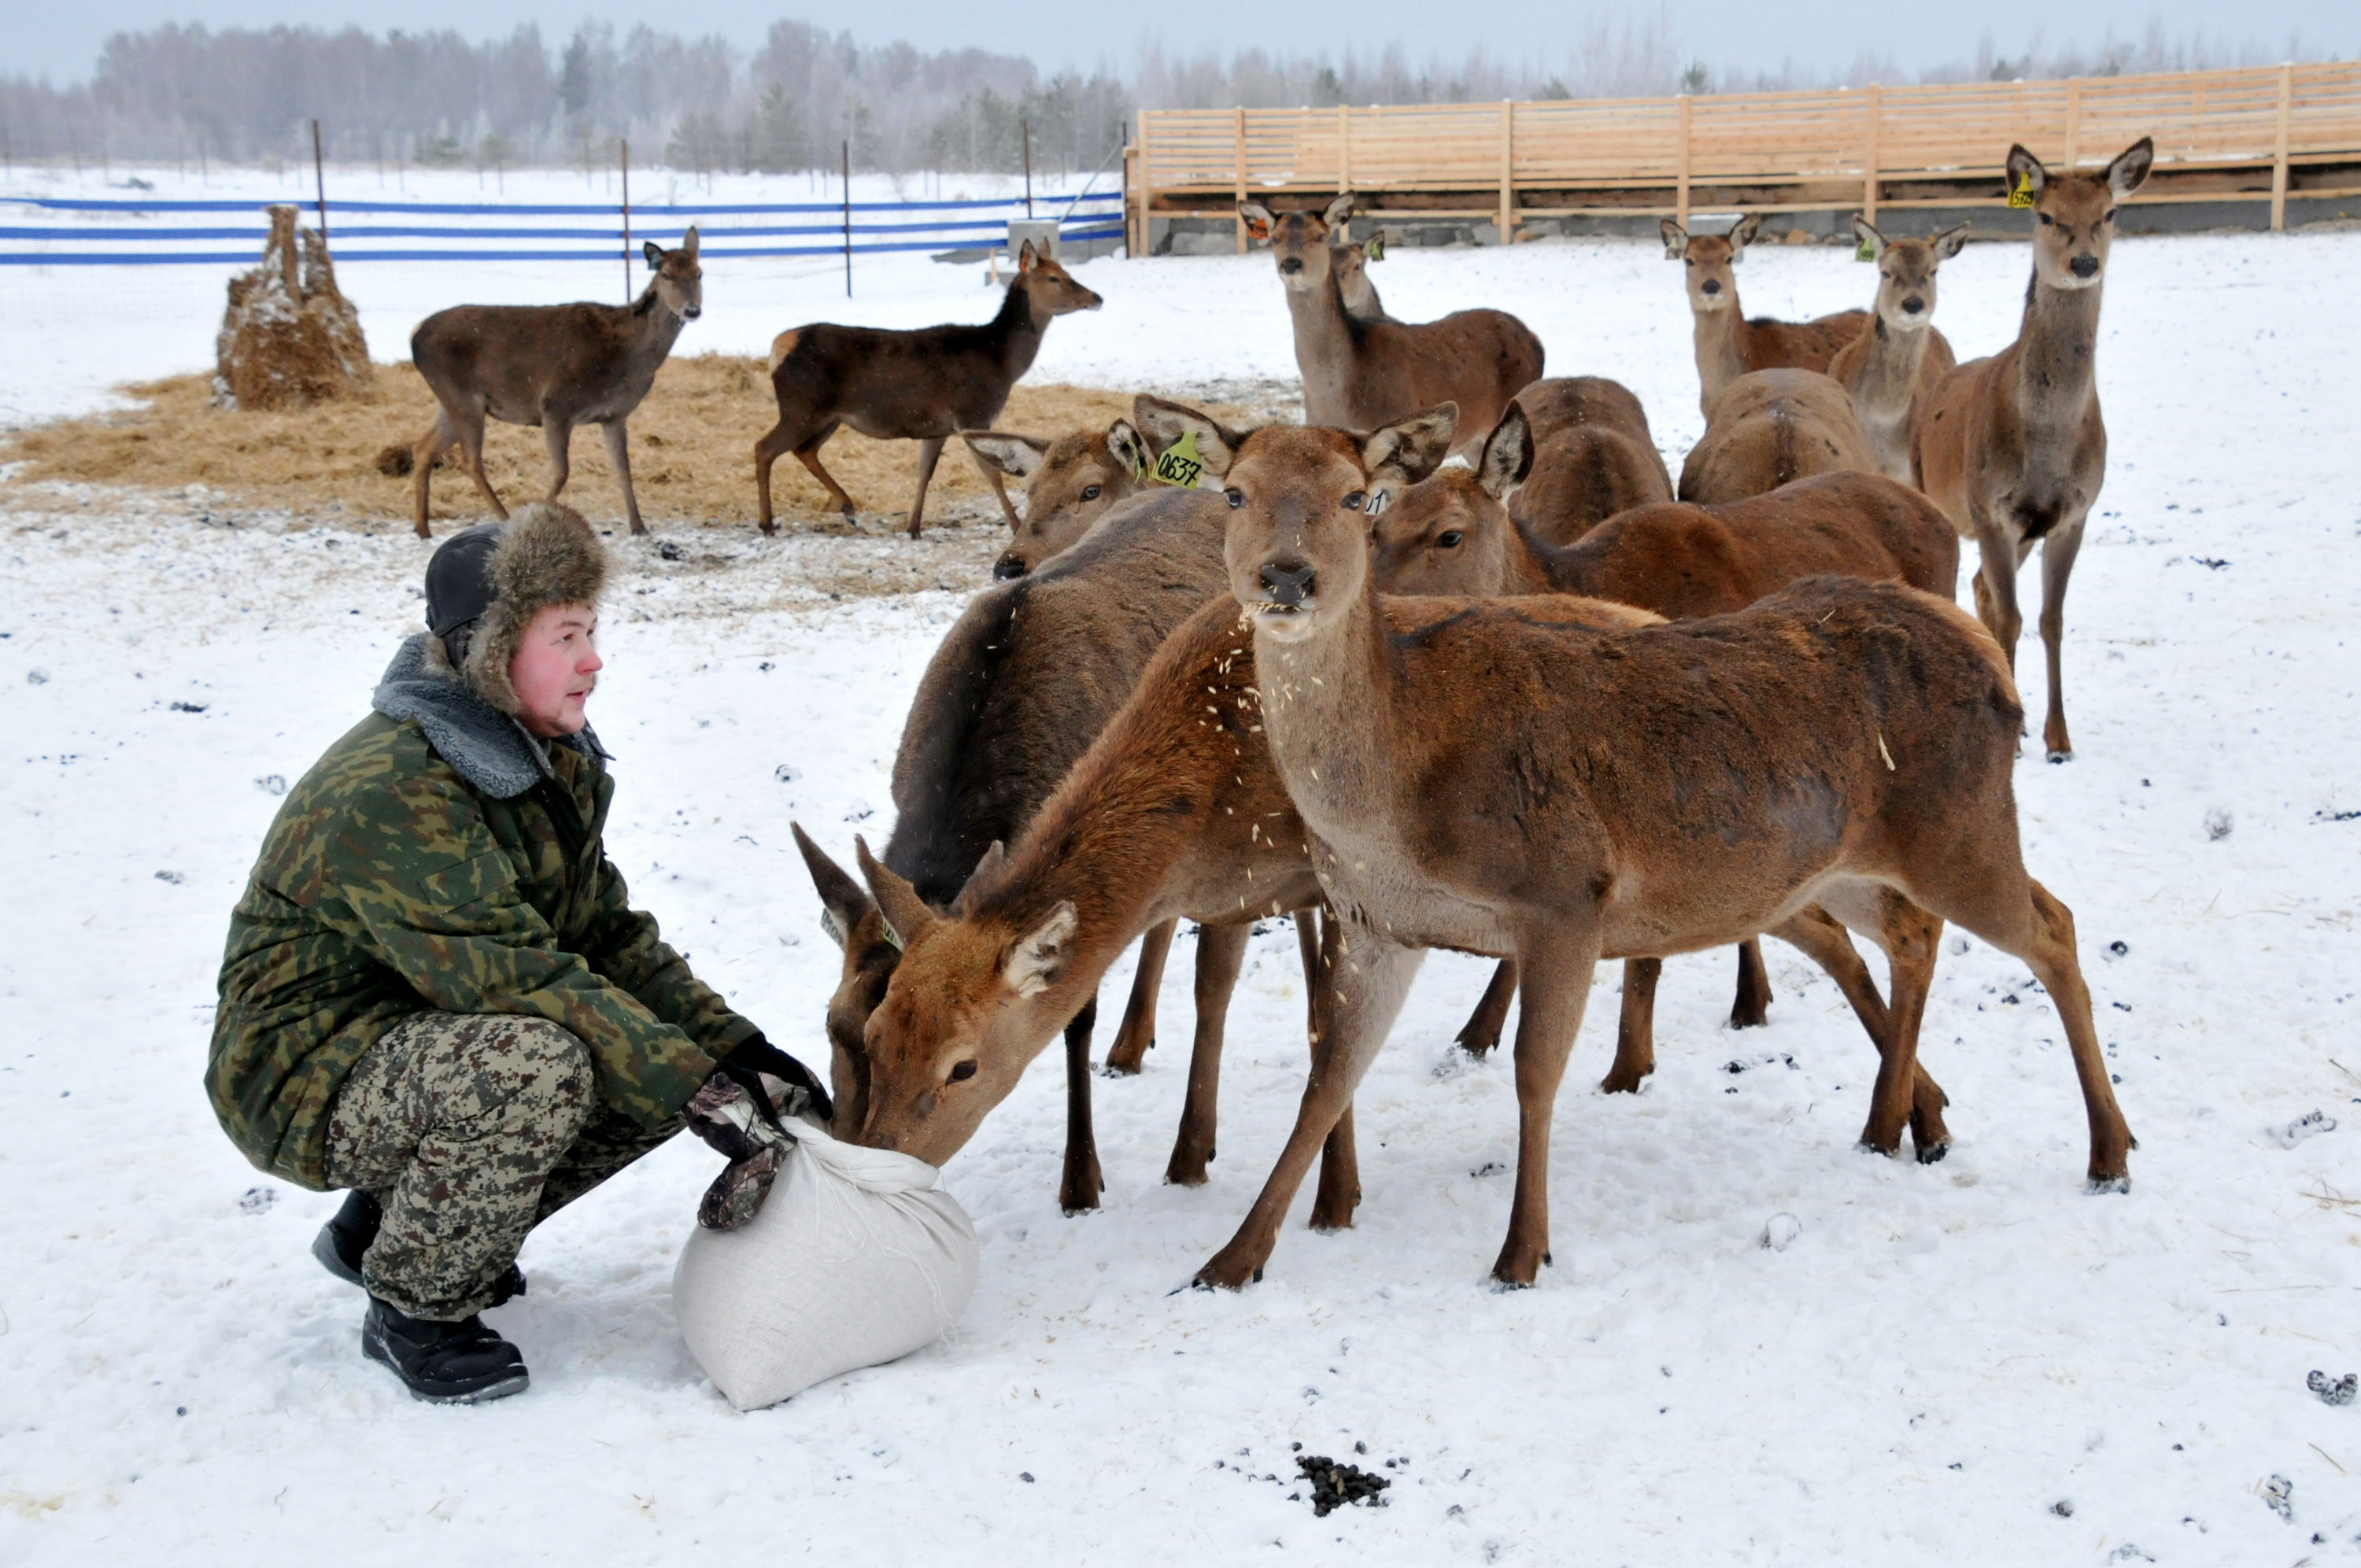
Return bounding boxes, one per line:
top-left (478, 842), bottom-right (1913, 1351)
top-left (323, 1010), bottom-right (680, 1320)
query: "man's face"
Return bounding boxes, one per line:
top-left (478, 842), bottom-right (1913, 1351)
top-left (508, 603), bottom-right (601, 737)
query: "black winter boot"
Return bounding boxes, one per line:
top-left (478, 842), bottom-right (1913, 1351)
top-left (314, 1190), bottom-right (527, 1305)
top-left (362, 1297), bottom-right (530, 1404)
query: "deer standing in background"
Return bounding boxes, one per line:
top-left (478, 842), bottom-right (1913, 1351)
top-left (1679, 369), bottom-right (1877, 504)
top-left (407, 230), bottom-right (702, 539)
top-left (1915, 138), bottom-right (2153, 762)
top-left (1240, 196), bottom-right (1543, 459)
top-left (1662, 214), bottom-right (1868, 418)
top-left (1507, 377), bottom-right (1673, 544)
top-left (753, 242), bottom-right (1103, 538)
top-left (961, 416), bottom-right (1152, 580)
top-left (1830, 220), bottom-right (1968, 485)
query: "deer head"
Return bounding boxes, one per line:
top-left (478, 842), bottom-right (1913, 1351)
top-left (1661, 213), bottom-right (1761, 313)
top-left (1851, 218), bottom-right (1969, 333)
top-left (1332, 231), bottom-right (1384, 320)
top-left (791, 823), bottom-right (893, 1138)
top-left (964, 418), bottom-right (1150, 580)
top-left (1369, 407), bottom-right (1532, 597)
top-left (2009, 138), bottom-right (2152, 291)
top-left (1013, 241), bottom-right (1105, 316)
top-left (1240, 194), bottom-right (1355, 296)
top-left (848, 837), bottom-right (1076, 1165)
top-left (641, 226), bottom-right (703, 320)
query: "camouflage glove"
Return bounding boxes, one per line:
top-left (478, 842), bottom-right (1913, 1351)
top-left (722, 1036), bottom-right (833, 1124)
top-left (685, 1074), bottom-right (799, 1231)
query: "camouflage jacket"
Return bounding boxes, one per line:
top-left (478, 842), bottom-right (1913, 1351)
top-left (208, 635), bottom-right (758, 1188)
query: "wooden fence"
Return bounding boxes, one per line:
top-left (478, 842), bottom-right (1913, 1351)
top-left (1128, 61), bottom-right (2361, 252)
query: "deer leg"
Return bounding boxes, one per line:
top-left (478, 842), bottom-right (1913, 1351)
top-left (2017, 880), bottom-right (2134, 1186)
top-left (1059, 994), bottom-right (1104, 1214)
top-left (906, 436), bottom-right (946, 540)
top-left (1105, 919), bottom-right (1176, 1075)
top-left (600, 419), bottom-right (646, 537)
top-left (411, 411), bottom-right (457, 539)
top-left (540, 413), bottom-right (573, 503)
top-left (1730, 937), bottom-right (1773, 1028)
top-left (1764, 904), bottom-right (1950, 1151)
top-left (1851, 898), bottom-right (1944, 1161)
top-left (1194, 931), bottom-right (1421, 1289)
top-left (752, 419), bottom-right (794, 536)
top-left (1971, 518), bottom-right (2024, 677)
top-left (456, 403), bottom-right (508, 521)
top-left (2036, 520), bottom-right (2087, 762)
top-left (1455, 960), bottom-right (1519, 1057)
top-left (1495, 928), bottom-right (1603, 1287)
top-left (966, 442), bottom-right (1024, 529)
top-left (1308, 909), bottom-right (1361, 1233)
top-left (1601, 957), bottom-right (1661, 1094)
top-left (1166, 923), bottom-right (1248, 1188)
top-left (795, 428), bottom-right (859, 522)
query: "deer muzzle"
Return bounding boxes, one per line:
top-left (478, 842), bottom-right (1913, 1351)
top-left (2070, 254), bottom-right (2100, 279)
top-left (992, 552), bottom-right (1029, 581)
top-left (1259, 559), bottom-right (1317, 608)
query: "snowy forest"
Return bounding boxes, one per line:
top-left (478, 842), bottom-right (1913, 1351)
top-left (0, 15), bottom-right (2341, 175)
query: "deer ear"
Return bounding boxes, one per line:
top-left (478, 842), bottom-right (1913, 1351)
top-left (1362, 404), bottom-right (1458, 485)
top-left (1322, 194), bottom-right (1356, 230)
top-left (2105, 136), bottom-right (2153, 199)
top-left (1476, 406), bottom-right (1533, 500)
top-left (854, 836), bottom-right (938, 954)
top-left (1727, 213), bottom-right (1761, 256)
top-left (643, 240), bottom-right (663, 271)
top-left (1238, 201), bottom-right (1273, 242)
top-left (961, 430), bottom-right (1048, 479)
top-left (1659, 218), bottom-right (1688, 259)
top-left (793, 823), bottom-right (874, 950)
top-left (1131, 395), bottom-right (1245, 478)
top-left (954, 840), bottom-right (1007, 917)
top-left (1018, 239), bottom-right (1040, 270)
top-left (2005, 144), bottom-right (2047, 201)
top-left (682, 226), bottom-right (700, 256)
top-left (1851, 215), bottom-right (1885, 256)
top-left (1932, 222), bottom-right (1971, 260)
top-left (1001, 902), bottom-right (1077, 998)
top-left (1105, 419), bottom-right (1147, 480)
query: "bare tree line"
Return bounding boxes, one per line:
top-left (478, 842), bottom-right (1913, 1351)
top-left (0, 17), bottom-right (2343, 175)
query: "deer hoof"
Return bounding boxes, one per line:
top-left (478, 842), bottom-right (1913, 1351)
top-left (1599, 1066), bottom-right (1650, 1095)
top-left (1913, 1138), bottom-right (1951, 1165)
top-left (2086, 1175), bottom-right (2131, 1195)
top-left (2046, 748), bottom-right (2074, 764)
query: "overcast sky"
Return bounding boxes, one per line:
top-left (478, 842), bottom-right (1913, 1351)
top-left (13, 1), bottom-right (2352, 85)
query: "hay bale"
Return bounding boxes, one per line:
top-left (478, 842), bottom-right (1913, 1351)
top-left (214, 205), bottom-right (372, 411)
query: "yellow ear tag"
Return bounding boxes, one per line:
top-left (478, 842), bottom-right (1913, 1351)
top-left (1152, 430), bottom-right (1205, 489)
top-left (1365, 234), bottom-right (1385, 262)
top-left (1854, 237), bottom-right (1875, 261)
top-left (2008, 170), bottom-right (2036, 208)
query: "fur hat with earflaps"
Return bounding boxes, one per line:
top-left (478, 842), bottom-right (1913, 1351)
top-left (423, 502), bottom-right (608, 714)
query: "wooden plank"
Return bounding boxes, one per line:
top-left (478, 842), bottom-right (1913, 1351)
top-left (2274, 63), bottom-right (2293, 230)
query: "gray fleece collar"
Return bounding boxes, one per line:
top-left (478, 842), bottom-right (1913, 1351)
top-left (371, 633), bottom-right (607, 799)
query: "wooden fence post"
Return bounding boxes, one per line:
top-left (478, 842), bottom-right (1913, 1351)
top-left (1676, 94), bottom-right (1692, 226)
top-left (1338, 104), bottom-right (1352, 196)
top-left (1498, 99), bottom-right (1515, 242)
top-left (2271, 63), bottom-right (2294, 231)
top-left (2064, 76), bottom-right (2083, 169)
top-left (1233, 106), bottom-right (1248, 253)
top-left (1863, 83), bottom-right (1881, 225)
top-left (1136, 116), bottom-right (1151, 255)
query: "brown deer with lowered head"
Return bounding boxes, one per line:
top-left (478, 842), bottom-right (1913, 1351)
top-left (1374, 415), bottom-right (1960, 1075)
top-left (1662, 214), bottom-right (1869, 418)
top-left (1506, 376), bottom-right (1673, 544)
top-left (753, 242), bottom-right (1103, 538)
top-left (960, 414), bottom-right (1152, 580)
top-left (407, 229), bottom-right (702, 539)
top-left (1829, 220), bottom-right (1968, 485)
top-left (1240, 196), bottom-right (1544, 459)
top-left (1678, 368), bottom-right (1876, 504)
top-left (1180, 400), bottom-right (2130, 1288)
top-left (1915, 138), bottom-right (2153, 762)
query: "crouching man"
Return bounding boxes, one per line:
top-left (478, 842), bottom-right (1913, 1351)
top-left (206, 503), bottom-right (825, 1404)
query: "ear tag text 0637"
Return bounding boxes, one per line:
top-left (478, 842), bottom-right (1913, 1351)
top-left (2008, 171), bottom-right (2036, 209)
top-left (1152, 430), bottom-right (1205, 489)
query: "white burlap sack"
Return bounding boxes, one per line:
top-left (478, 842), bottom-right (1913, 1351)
top-left (672, 1118), bottom-right (979, 1411)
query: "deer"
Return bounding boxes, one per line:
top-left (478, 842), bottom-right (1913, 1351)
top-left (407, 229), bottom-right (702, 539)
top-left (1915, 138), bottom-right (2155, 762)
top-left (1678, 369), bottom-right (1876, 504)
top-left (960, 416), bottom-right (1153, 580)
top-left (1661, 214), bottom-right (1870, 419)
top-left (753, 242), bottom-right (1103, 539)
top-left (1374, 416), bottom-right (1960, 1068)
top-left (785, 481), bottom-right (1336, 1215)
top-left (1140, 397), bottom-right (2128, 1289)
top-left (1331, 233), bottom-right (1387, 321)
top-left (1829, 220), bottom-right (1968, 485)
top-left (1506, 377), bottom-right (1674, 544)
top-left (1239, 195), bottom-right (1544, 460)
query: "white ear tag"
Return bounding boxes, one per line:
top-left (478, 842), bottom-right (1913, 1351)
top-left (1363, 490), bottom-right (1391, 517)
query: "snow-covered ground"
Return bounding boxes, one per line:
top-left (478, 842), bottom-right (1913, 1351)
top-left (2, 198), bottom-right (2359, 1565)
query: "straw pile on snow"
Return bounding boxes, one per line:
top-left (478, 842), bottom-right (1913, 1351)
top-left (213, 205), bottom-right (371, 411)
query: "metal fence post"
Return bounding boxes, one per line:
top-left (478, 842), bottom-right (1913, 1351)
top-left (311, 119), bottom-right (330, 243)
top-left (842, 140), bottom-right (852, 296)
top-left (620, 138), bottom-right (631, 302)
